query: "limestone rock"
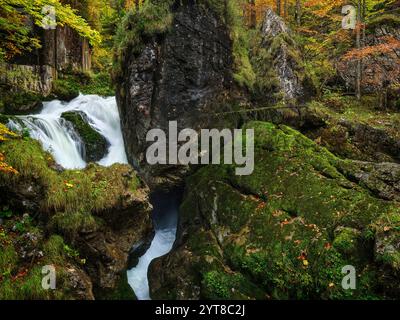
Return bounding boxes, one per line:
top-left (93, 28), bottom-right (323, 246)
top-left (116, 2), bottom-right (233, 188)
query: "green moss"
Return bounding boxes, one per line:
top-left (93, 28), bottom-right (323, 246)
top-left (61, 111), bottom-right (108, 162)
top-left (113, 0), bottom-right (174, 77)
top-left (50, 211), bottom-right (100, 241)
top-left (0, 245), bottom-right (18, 274)
top-left (333, 227), bottom-right (361, 257)
top-left (368, 14), bottom-right (400, 29)
top-left (0, 138), bottom-right (142, 215)
top-left (202, 270), bottom-right (265, 300)
top-left (52, 71), bottom-right (114, 101)
top-left (52, 78), bottom-right (80, 101)
top-left (1, 90), bottom-right (43, 114)
top-left (0, 221), bottom-right (81, 300)
top-left (177, 121), bottom-right (400, 299)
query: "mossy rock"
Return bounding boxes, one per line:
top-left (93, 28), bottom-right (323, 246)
top-left (150, 121), bottom-right (400, 300)
top-left (1, 90), bottom-right (43, 114)
top-left (0, 221), bottom-right (93, 300)
top-left (333, 227), bottom-right (362, 258)
top-left (61, 111), bottom-right (109, 163)
top-left (52, 78), bottom-right (80, 101)
top-left (0, 137), bottom-right (152, 299)
top-left (52, 72), bottom-right (114, 100)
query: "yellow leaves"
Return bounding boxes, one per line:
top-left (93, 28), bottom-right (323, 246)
top-left (0, 124), bottom-right (18, 175)
top-left (0, 152), bottom-right (18, 174)
top-left (328, 282), bottom-right (335, 288)
top-left (297, 250), bottom-right (309, 267)
top-left (65, 182), bottom-right (74, 189)
top-left (0, 123), bottom-right (17, 141)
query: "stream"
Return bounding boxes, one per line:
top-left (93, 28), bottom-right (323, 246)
top-left (8, 94), bottom-right (177, 300)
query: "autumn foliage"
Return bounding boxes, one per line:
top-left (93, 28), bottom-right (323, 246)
top-left (0, 123), bottom-right (18, 174)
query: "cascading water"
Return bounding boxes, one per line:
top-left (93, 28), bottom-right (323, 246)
top-left (127, 191), bottom-right (179, 300)
top-left (9, 94), bottom-right (177, 300)
top-left (10, 94), bottom-right (127, 168)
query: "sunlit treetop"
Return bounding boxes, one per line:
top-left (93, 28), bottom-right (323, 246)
top-left (0, 0), bottom-right (101, 60)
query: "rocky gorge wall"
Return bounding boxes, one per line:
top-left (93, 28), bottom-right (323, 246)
top-left (111, 4), bottom-right (400, 300)
top-left (116, 1), bottom-right (233, 188)
top-left (1, 25), bottom-right (91, 103)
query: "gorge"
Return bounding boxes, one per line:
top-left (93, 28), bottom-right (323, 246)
top-left (1, 0), bottom-right (400, 301)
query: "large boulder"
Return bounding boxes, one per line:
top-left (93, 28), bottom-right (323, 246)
top-left (61, 111), bottom-right (109, 163)
top-left (149, 121), bottom-right (400, 299)
top-left (116, 1), bottom-right (233, 188)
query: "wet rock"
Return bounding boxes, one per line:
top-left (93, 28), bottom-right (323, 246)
top-left (61, 111), bottom-right (109, 163)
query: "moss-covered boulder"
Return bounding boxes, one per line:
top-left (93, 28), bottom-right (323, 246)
top-left (61, 111), bottom-right (109, 163)
top-left (0, 138), bottom-right (152, 299)
top-left (149, 121), bottom-right (400, 300)
top-left (1, 90), bottom-right (43, 114)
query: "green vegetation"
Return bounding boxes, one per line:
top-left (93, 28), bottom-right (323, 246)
top-left (0, 0), bottom-right (100, 60)
top-left (0, 217), bottom-right (81, 300)
top-left (178, 121), bottom-right (400, 299)
top-left (53, 71), bottom-right (114, 101)
top-left (113, 0), bottom-right (174, 77)
top-left (0, 137), bottom-right (144, 299)
top-left (61, 111), bottom-right (108, 162)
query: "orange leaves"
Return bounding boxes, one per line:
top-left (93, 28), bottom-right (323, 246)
top-left (0, 153), bottom-right (18, 175)
top-left (304, 0), bottom-right (345, 18)
top-left (297, 250), bottom-right (309, 267)
top-left (343, 36), bottom-right (400, 61)
top-left (0, 123), bottom-right (18, 175)
top-left (11, 268), bottom-right (29, 282)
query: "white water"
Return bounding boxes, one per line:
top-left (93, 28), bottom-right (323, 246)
top-left (127, 191), bottom-right (178, 300)
top-left (11, 94), bottom-right (127, 168)
top-left (128, 228), bottom-right (177, 300)
top-left (10, 94), bottom-right (177, 300)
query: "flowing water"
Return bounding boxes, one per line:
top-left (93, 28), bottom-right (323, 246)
top-left (127, 191), bottom-right (178, 300)
top-left (9, 94), bottom-right (177, 300)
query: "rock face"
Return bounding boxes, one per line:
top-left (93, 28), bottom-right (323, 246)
top-left (61, 111), bottom-right (109, 163)
top-left (0, 139), bottom-right (153, 299)
top-left (0, 24), bottom-right (92, 113)
top-left (149, 121), bottom-right (400, 299)
top-left (116, 2), bottom-right (233, 188)
top-left (259, 8), bottom-right (305, 101)
top-left (338, 22), bottom-right (400, 104)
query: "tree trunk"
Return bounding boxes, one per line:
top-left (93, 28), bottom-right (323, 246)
top-left (296, 0), bottom-right (301, 25)
top-left (277, 0), bottom-right (281, 16)
top-left (284, 0), bottom-right (288, 19)
top-left (356, 0), bottom-right (362, 101)
top-left (250, 0), bottom-right (257, 28)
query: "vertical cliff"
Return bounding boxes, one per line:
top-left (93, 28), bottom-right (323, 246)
top-left (116, 1), bottom-right (233, 188)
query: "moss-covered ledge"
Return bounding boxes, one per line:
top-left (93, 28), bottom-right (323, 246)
top-left (149, 121), bottom-right (400, 300)
top-left (0, 137), bottom-right (152, 299)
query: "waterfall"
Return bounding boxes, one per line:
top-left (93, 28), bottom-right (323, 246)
top-left (11, 94), bottom-right (127, 169)
top-left (10, 94), bottom-right (177, 300)
top-left (127, 191), bottom-right (179, 300)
